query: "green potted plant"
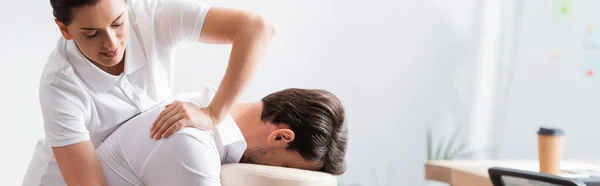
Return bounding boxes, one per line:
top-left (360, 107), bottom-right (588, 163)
top-left (427, 123), bottom-right (475, 160)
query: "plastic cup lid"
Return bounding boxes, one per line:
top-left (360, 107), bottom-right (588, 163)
top-left (537, 127), bottom-right (565, 136)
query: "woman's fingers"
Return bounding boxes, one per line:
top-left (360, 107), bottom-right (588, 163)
top-left (151, 111), bottom-right (164, 133)
top-left (150, 103), bottom-right (174, 132)
top-left (150, 103), bottom-right (179, 138)
top-left (162, 121), bottom-right (183, 139)
top-left (154, 113), bottom-right (186, 139)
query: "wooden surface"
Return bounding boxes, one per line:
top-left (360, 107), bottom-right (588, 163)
top-left (424, 160), bottom-right (600, 186)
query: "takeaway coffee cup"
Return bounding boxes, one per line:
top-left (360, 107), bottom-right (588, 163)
top-left (537, 127), bottom-right (565, 175)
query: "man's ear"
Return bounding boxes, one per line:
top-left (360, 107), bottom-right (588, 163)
top-left (55, 20), bottom-right (73, 40)
top-left (267, 129), bottom-right (295, 147)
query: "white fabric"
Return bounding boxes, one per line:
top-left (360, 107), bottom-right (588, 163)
top-left (221, 164), bottom-right (338, 186)
top-left (97, 85), bottom-right (247, 186)
top-left (23, 0), bottom-right (211, 185)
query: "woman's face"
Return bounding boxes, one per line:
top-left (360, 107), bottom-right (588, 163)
top-left (57, 0), bottom-right (129, 68)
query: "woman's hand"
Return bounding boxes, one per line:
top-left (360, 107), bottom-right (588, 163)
top-left (150, 101), bottom-right (216, 139)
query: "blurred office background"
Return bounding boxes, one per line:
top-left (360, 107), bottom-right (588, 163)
top-left (2, 0), bottom-right (599, 185)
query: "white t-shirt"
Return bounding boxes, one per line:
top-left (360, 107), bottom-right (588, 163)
top-left (23, 0), bottom-right (211, 185)
top-left (97, 85), bottom-right (247, 186)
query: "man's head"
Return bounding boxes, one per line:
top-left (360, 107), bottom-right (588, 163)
top-left (238, 88), bottom-right (348, 175)
top-left (50, 0), bottom-right (129, 68)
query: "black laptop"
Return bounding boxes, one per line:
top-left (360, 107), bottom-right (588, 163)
top-left (489, 167), bottom-right (600, 186)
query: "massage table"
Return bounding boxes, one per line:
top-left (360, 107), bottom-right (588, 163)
top-left (221, 163), bottom-right (338, 186)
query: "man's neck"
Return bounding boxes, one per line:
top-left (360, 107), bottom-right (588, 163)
top-left (229, 102), bottom-right (263, 142)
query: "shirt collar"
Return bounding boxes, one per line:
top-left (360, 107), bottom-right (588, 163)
top-left (65, 22), bottom-right (147, 93)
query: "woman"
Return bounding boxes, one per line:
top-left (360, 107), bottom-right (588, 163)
top-left (22, 0), bottom-right (275, 185)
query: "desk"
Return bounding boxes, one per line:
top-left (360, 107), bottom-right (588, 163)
top-left (424, 160), bottom-right (600, 186)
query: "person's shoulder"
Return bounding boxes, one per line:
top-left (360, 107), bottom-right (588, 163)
top-left (38, 38), bottom-right (89, 106)
top-left (167, 128), bottom-right (218, 152)
top-left (140, 127), bottom-right (221, 183)
top-left (172, 128), bottom-right (216, 145)
top-left (42, 37), bottom-right (73, 76)
top-left (40, 38), bottom-right (83, 91)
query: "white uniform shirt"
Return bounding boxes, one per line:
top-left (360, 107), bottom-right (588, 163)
top-left (97, 85), bottom-right (247, 186)
top-left (23, 0), bottom-right (211, 185)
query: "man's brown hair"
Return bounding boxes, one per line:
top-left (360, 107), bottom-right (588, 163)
top-left (260, 88), bottom-right (348, 175)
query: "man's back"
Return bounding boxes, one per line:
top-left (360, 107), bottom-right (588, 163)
top-left (95, 88), bottom-right (246, 186)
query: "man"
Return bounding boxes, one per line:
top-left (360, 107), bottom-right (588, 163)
top-left (95, 84), bottom-right (349, 185)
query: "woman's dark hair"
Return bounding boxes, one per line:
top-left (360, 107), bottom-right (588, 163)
top-left (260, 88), bottom-right (349, 175)
top-left (50, 0), bottom-right (102, 25)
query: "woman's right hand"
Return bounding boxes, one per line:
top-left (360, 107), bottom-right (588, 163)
top-left (150, 101), bottom-right (217, 139)
top-left (52, 140), bottom-right (107, 186)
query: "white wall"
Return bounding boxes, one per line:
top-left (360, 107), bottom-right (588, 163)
top-left (498, 0), bottom-right (600, 160)
top-left (0, 0), bottom-right (485, 185)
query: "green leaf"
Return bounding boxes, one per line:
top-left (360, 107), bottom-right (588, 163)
top-left (456, 151), bottom-right (476, 159)
top-left (434, 135), bottom-right (446, 160)
top-left (448, 142), bottom-right (470, 160)
top-left (426, 122), bottom-right (432, 160)
top-left (442, 126), bottom-right (461, 159)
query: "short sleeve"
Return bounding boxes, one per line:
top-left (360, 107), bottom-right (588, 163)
top-left (142, 129), bottom-right (221, 186)
top-left (153, 0), bottom-right (211, 47)
top-left (39, 71), bottom-right (90, 147)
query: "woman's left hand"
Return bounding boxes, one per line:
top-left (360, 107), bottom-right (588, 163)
top-left (150, 101), bottom-right (216, 139)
